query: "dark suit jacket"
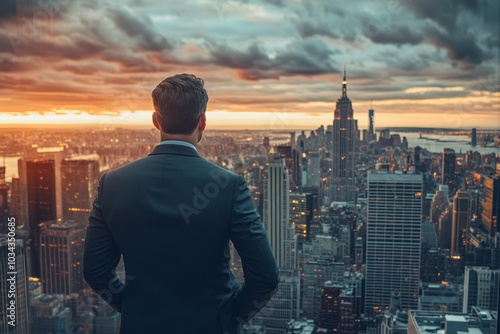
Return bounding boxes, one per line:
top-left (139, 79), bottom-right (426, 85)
top-left (83, 144), bottom-right (280, 334)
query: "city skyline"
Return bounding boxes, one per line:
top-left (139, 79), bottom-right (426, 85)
top-left (0, 0), bottom-right (498, 129)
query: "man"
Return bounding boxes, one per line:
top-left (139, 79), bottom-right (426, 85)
top-left (83, 74), bottom-right (279, 334)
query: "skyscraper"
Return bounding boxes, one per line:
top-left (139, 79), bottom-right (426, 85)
top-left (463, 266), bottom-right (500, 313)
top-left (365, 171), bottom-right (423, 315)
top-left (438, 208), bottom-right (452, 250)
top-left (39, 221), bottom-right (85, 294)
top-left (331, 69), bottom-right (358, 203)
top-left (451, 190), bottom-right (470, 257)
top-left (306, 151), bottom-right (320, 188)
top-left (290, 193), bottom-right (307, 243)
top-left (481, 172), bottom-right (499, 237)
top-left (61, 155), bottom-right (99, 228)
top-left (368, 107), bottom-right (375, 142)
top-left (471, 128), bottom-right (477, 146)
top-left (442, 148), bottom-right (456, 192)
top-left (9, 176), bottom-right (25, 229)
top-left (26, 160), bottom-right (58, 278)
top-left (258, 154), bottom-right (300, 333)
top-left (263, 154), bottom-right (297, 270)
top-left (430, 188), bottom-right (450, 225)
top-left (318, 282), bottom-right (343, 331)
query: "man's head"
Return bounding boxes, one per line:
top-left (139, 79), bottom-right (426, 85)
top-left (151, 74), bottom-right (208, 140)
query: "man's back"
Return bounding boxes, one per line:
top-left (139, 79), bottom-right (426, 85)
top-left (84, 144), bottom-right (279, 333)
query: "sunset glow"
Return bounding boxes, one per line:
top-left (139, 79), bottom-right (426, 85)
top-left (0, 0), bottom-right (498, 129)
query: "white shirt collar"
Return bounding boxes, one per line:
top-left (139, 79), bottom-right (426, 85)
top-left (159, 140), bottom-right (197, 152)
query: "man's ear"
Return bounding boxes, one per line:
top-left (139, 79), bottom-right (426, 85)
top-left (152, 112), bottom-right (161, 131)
top-left (198, 113), bottom-right (206, 132)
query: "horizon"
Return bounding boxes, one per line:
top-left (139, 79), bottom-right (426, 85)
top-left (0, 0), bottom-right (498, 129)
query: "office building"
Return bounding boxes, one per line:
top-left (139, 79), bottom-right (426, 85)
top-left (275, 145), bottom-right (300, 189)
top-left (331, 69), bottom-right (358, 203)
top-left (253, 269), bottom-right (301, 334)
top-left (419, 283), bottom-right (462, 312)
top-left (481, 172), bottom-right (499, 237)
top-left (442, 148), bottom-right (456, 193)
top-left (26, 159), bottom-right (58, 278)
top-left (259, 154), bottom-right (300, 333)
top-left (61, 155), bottom-right (99, 228)
top-left (463, 266), bottom-right (499, 314)
top-left (94, 299), bottom-right (121, 334)
top-left (408, 311), bottom-right (473, 334)
top-left (317, 282), bottom-right (343, 331)
top-left (438, 208), bottom-right (452, 250)
top-left (451, 190), bottom-right (470, 257)
top-left (263, 154), bottom-right (297, 270)
top-left (30, 294), bottom-right (74, 334)
top-left (365, 171), bottom-right (423, 315)
top-left (430, 188), bottom-right (450, 225)
top-left (290, 193), bottom-right (307, 243)
top-left (471, 128), bottom-right (477, 146)
top-left (420, 249), bottom-right (446, 283)
top-left (39, 221), bottom-right (85, 294)
top-left (306, 152), bottom-right (320, 188)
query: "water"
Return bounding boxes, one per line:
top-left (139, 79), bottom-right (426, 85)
top-left (402, 132), bottom-right (499, 155)
top-left (271, 131), bottom-right (499, 155)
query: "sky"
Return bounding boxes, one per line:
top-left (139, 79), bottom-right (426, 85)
top-left (0, 0), bottom-right (498, 130)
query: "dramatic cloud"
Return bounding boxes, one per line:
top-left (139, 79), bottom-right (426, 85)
top-left (0, 0), bottom-right (497, 128)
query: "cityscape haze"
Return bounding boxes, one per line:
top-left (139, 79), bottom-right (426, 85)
top-left (0, 0), bottom-right (499, 333)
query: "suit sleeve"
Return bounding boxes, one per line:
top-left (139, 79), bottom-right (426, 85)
top-left (229, 175), bottom-right (280, 324)
top-left (83, 173), bottom-right (125, 312)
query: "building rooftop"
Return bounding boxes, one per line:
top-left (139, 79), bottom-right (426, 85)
top-left (408, 311), bottom-right (492, 334)
top-left (286, 320), bottom-right (315, 334)
top-left (445, 315), bottom-right (468, 323)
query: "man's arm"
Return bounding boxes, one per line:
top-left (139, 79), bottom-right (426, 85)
top-left (229, 175), bottom-right (280, 324)
top-left (83, 173), bottom-right (124, 312)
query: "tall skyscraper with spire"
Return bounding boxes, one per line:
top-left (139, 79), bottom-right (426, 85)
top-left (331, 68), bottom-right (358, 203)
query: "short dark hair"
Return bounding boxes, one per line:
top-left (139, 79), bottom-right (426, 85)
top-left (152, 73), bottom-right (208, 135)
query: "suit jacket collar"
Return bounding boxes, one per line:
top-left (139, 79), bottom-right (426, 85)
top-left (148, 143), bottom-right (201, 158)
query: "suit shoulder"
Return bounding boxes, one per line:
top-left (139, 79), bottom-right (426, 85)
top-left (104, 157), bottom-right (148, 179)
top-left (200, 159), bottom-right (243, 181)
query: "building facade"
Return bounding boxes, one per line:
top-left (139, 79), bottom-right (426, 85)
top-left (331, 69), bottom-right (357, 203)
top-left (365, 171), bottom-right (423, 315)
